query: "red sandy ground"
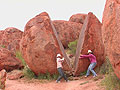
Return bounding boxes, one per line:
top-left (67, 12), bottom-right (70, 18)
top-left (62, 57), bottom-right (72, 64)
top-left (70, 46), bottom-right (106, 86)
top-left (5, 75), bottom-right (105, 90)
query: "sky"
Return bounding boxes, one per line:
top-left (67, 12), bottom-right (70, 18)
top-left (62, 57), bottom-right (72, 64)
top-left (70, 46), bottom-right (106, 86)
top-left (0, 0), bottom-right (106, 31)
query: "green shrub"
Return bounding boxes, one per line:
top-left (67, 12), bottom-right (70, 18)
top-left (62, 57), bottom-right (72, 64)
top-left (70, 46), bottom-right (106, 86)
top-left (99, 57), bottom-right (113, 74)
top-left (15, 51), bottom-right (59, 80)
top-left (68, 40), bottom-right (78, 55)
top-left (38, 72), bottom-right (51, 80)
top-left (80, 81), bottom-right (89, 85)
top-left (37, 72), bottom-right (59, 80)
top-left (15, 51), bottom-right (26, 66)
top-left (23, 66), bottom-right (36, 79)
top-left (101, 57), bottom-right (120, 90)
top-left (51, 73), bottom-right (59, 80)
top-left (37, 73), bottom-right (47, 80)
top-left (0, 45), bottom-right (5, 48)
top-left (23, 66), bottom-right (59, 80)
top-left (15, 51), bottom-right (36, 79)
top-left (79, 71), bottom-right (87, 76)
top-left (101, 73), bottom-right (120, 90)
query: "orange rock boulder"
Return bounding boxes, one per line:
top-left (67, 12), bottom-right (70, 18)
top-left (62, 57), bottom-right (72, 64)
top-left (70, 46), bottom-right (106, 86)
top-left (53, 20), bottom-right (82, 48)
top-left (69, 13), bottom-right (87, 24)
top-left (0, 27), bottom-right (23, 53)
top-left (0, 47), bottom-right (23, 71)
top-left (20, 12), bottom-right (62, 75)
top-left (7, 70), bottom-right (24, 80)
top-left (102, 0), bottom-right (120, 79)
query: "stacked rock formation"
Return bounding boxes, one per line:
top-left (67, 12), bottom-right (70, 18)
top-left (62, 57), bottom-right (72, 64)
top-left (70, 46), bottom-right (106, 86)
top-left (0, 11), bottom-right (107, 77)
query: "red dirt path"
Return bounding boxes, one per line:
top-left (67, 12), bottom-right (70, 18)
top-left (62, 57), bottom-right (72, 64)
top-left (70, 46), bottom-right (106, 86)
top-left (5, 75), bottom-right (105, 90)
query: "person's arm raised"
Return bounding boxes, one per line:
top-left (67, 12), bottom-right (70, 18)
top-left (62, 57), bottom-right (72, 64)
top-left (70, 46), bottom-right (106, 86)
top-left (80, 54), bottom-right (92, 58)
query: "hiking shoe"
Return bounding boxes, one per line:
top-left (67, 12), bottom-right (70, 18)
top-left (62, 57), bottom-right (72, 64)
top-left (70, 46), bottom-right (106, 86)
top-left (56, 80), bottom-right (60, 83)
top-left (85, 75), bottom-right (88, 77)
top-left (66, 80), bottom-right (69, 82)
top-left (93, 75), bottom-right (97, 78)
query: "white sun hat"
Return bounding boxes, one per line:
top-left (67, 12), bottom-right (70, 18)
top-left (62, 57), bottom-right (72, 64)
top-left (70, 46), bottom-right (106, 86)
top-left (57, 53), bottom-right (61, 57)
top-left (88, 50), bottom-right (92, 53)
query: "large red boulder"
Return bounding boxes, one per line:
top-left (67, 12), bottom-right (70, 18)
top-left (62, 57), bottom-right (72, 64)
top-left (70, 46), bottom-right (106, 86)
top-left (102, 0), bottom-right (120, 79)
top-left (52, 20), bottom-right (82, 48)
top-left (74, 12), bottom-right (105, 76)
top-left (0, 47), bottom-right (23, 71)
top-left (69, 13), bottom-right (87, 24)
top-left (20, 12), bottom-right (70, 75)
top-left (0, 27), bottom-right (23, 53)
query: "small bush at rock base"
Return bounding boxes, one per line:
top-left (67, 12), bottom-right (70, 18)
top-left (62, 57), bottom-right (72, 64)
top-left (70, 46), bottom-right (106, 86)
top-left (68, 40), bottom-right (78, 55)
top-left (100, 57), bottom-right (120, 90)
top-left (15, 51), bottom-right (26, 66)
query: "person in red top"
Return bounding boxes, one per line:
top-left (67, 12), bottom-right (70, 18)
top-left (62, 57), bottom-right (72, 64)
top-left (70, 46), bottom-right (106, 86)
top-left (80, 50), bottom-right (97, 77)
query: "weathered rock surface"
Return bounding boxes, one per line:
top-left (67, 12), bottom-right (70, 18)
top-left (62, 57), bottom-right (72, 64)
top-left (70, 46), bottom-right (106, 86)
top-left (0, 27), bottom-right (23, 53)
top-left (102, 0), bottom-right (120, 79)
top-left (7, 70), bottom-right (24, 80)
top-left (0, 30), bottom-right (4, 42)
top-left (0, 69), bottom-right (7, 90)
top-left (0, 47), bottom-right (23, 71)
top-left (20, 12), bottom-right (70, 75)
top-left (53, 20), bottom-right (82, 48)
top-left (74, 12), bottom-right (105, 76)
top-left (69, 14), bottom-right (87, 24)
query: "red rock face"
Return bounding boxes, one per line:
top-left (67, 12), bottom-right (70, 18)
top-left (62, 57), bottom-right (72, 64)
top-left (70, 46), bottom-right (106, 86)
top-left (74, 12), bottom-right (105, 76)
top-left (53, 20), bottom-right (82, 48)
top-left (0, 69), bottom-right (7, 90)
top-left (0, 47), bottom-right (23, 71)
top-left (69, 14), bottom-right (87, 24)
top-left (102, 0), bottom-right (120, 79)
top-left (0, 27), bottom-right (23, 53)
top-left (0, 30), bottom-right (4, 42)
top-left (20, 12), bottom-right (65, 75)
